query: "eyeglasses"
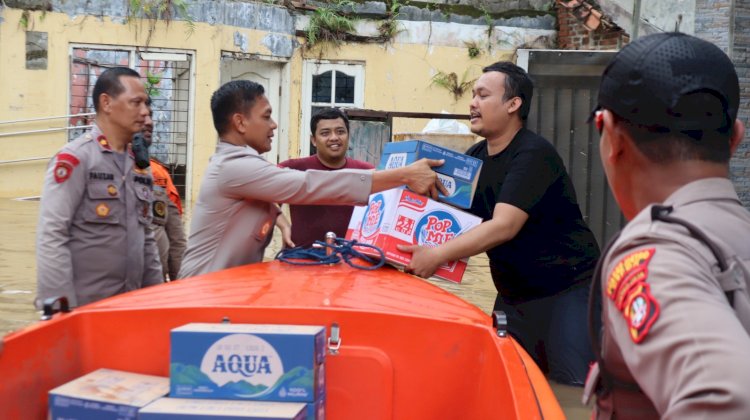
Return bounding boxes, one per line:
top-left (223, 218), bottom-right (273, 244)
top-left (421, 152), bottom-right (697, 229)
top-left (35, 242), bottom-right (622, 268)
top-left (594, 110), bottom-right (604, 134)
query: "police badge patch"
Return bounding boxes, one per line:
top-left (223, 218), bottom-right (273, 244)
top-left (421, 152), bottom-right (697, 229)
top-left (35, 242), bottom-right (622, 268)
top-left (95, 203), bottom-right (110, 217)
top-left (606, 248), bottom-right (659, 343)
top-left (53, 153), bottom-right (80, 183)
top-left (623, 283), bottom-right (660, 343)
top-left (153, 201), bottom-right (167, 218)
top-left (606, 248), bottom-right (655, 299)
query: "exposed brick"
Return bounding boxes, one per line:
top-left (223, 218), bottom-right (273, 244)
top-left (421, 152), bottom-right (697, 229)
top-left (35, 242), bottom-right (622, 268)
top-left (555, 4), bottom-right (628, 51)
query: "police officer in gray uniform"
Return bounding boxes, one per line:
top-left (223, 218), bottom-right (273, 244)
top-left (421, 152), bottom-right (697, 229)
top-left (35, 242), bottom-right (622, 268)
top-left (36, 67), bottom-right (163, 309)
top-left (179, 80), bottom-right (445, 278)
top-left (584, 33), bottom-right (750, 418)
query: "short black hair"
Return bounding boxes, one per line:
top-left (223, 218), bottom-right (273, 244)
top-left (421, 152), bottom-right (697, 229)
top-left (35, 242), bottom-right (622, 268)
top-left (310, 107), bottom-right (349, 134)
top-left (210, 80), bottom-right (265, 135)
top-left (482, 61), bottom-right (534, 121)
top-left (92, 67), bottom-right (141, 112)
top-left (616, 91), bottom-right (733, 164)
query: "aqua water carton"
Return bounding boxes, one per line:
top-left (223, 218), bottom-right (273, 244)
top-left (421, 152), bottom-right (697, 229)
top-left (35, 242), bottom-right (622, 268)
top-left (170, 323), bottom-right (325, 403)
top-left (305, 393), bottom-right (325, 420)
top-left (345, 187), bottom-right (482, 283)
top-left (139, 397), bottom-right (307, 420)
top-left (48, 368), bottom-right (169, 420)
top-left (378, 140), bottom-right (483, 209)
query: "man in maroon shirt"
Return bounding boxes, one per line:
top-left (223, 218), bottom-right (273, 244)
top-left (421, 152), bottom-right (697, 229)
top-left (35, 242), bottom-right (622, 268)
top-left (279, 108), bottom-right (375, 247)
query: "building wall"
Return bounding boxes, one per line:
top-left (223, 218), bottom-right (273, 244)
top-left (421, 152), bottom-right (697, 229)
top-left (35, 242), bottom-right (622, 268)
top-left (731, 0), bottom-right (750, 207)
top-left (694, 0), bottom-right (750, 207)
top-left (0, 2), bottom-right (554, 200)
top-left (556, 3), bottom-right (629, 50)
top-left (596, 0), bottom-right (695, 35)
top-left (558, 0), bottom-right (750, 207)
top-left (0, 5), bottom-right (296, 201)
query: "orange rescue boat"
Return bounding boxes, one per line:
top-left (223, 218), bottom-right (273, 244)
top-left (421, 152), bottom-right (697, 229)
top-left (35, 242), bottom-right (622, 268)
top-left (0, 261), bottom-right (563, 419)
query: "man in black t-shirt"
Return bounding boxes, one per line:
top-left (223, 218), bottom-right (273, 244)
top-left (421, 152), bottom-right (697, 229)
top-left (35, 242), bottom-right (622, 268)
top-left (398, 62), bottom-right (600, 386)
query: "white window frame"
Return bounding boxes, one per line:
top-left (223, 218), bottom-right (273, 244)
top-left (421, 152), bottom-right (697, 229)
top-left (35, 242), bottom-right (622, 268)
top-left (300, 60), bottom-right (365, 157)
top-left (67, 44), bottom-right (195, 204)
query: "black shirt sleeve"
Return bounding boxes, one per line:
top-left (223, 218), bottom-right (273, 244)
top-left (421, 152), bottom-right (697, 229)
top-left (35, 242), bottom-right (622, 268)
top-left (497, 142), bottom-right (563, 214)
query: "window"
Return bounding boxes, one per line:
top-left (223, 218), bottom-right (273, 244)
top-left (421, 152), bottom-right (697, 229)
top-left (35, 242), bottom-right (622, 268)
top-left (25, 31), bottom-right (48, 70)
top-left (301, 61), bottom-right (364, 156)
top-left (68, 46), bottom-right (194, 201)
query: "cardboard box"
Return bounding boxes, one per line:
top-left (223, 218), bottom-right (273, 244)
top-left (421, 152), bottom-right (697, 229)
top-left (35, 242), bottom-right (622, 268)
top-left (377, 140), bottom-right (483, 209)
top-left (392, 132), bottom-right (478, 154)
top-left (305, 393), bottom-right (325, 420)
top-left (346, 188), bottom-right (482, 283)
top-left (48, 368), bottom-right (169, 420)
top-left (139, 398), bottom-right (306, 420)
top-left (170, 323), bottom-right (325, 402)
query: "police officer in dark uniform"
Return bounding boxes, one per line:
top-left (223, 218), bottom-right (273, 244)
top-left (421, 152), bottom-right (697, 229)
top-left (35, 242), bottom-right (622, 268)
top-left (585, 32), bottom-right (750, 418)
top-left (36, 67), bottom-right (163, 308)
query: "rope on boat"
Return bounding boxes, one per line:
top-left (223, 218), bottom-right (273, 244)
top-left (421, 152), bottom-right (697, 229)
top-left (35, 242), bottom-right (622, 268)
top-left (275, 237), bottom-right (386, 270)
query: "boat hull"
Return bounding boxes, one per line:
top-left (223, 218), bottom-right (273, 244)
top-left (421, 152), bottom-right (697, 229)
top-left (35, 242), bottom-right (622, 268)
top-left (0, 262), bottom-right (563, 419)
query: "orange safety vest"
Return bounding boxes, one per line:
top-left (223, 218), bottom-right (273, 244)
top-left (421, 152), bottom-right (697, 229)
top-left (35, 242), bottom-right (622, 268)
top-left (150, 159), bottom-right (183, 215)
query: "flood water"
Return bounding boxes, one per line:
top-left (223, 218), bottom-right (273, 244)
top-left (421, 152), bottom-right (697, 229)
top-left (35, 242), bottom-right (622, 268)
top-left (0, 197), bottom-right (589, 418)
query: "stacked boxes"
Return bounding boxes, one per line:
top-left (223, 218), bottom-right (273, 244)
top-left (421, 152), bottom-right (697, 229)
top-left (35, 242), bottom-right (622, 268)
top-left (48, 323), bottom-right (326, 420)
top-left (139, 398), bottom-right (307, 420)
top-left (347, 139), bottom-right (485, 283)
top-left (378, 140), bottom-right (483, 209)
top-left (168, 323), bottom-right (326, 420)
top-left (48, 368), bottom-right (169, 420)
top-left (346, 188), bottom-right (482, 283)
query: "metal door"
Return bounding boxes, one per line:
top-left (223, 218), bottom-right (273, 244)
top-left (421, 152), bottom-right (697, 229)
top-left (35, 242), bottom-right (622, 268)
top-left (519, 49), bottom-right (624, 246)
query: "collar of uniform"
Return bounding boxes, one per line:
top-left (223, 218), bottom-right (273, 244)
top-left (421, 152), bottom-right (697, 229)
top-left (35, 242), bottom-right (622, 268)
top-left (216, 140), bottom-right (260, 156)
top-left (88, 124), bottom-right (109, 152)
top-left (664, 178), bottom-right (741, 208)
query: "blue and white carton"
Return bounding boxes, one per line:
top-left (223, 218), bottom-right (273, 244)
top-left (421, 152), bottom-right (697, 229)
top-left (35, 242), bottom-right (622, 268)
top-left (305, 393), bottom-right (326, 420)
top-left (378, 140), bottom-right (483, 209)
top-left (48, 368), bottom-right (169, 420)
top-left (170, 323), bottom-right (326, 403)
top-left (139, 397), bottom-right (307, 420)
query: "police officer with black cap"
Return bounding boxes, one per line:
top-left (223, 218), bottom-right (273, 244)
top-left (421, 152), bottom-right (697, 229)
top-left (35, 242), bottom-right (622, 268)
top-left (584, 32), bottom-right (750, 418)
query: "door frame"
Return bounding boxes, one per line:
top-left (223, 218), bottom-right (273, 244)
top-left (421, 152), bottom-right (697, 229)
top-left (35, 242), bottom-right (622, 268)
top-left (219, 53), bottom-right (291, 164)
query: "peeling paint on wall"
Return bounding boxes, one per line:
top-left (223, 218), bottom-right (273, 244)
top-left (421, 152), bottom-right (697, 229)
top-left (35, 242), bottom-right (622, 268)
top-left (46, 0), bottom-right (295, 34)
top-left (52, 0), bottom-right (129, 24)
top-left (392, 20), bottom-right (555, 49)
top-left (234, 31), bottom-right (249, 53)
top-left (188, 0), bottom-right (294, 35)
top-left (262, 34), bottom-right (294, 58)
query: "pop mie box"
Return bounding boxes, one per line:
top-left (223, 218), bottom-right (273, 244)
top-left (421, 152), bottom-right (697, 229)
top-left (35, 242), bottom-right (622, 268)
top-left (170, 323), bottom-right (325, 403)
top-left (48, 368), bottom-right (169, 420)
top-left (377, 140), bottom-right (483, 209)
top-left (139, 397), bottom-right (307, 420)
top-left (345, 187), bottom-right (482, 283)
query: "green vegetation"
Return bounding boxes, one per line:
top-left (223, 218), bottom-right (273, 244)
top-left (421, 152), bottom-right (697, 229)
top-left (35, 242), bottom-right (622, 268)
top-left (378, 0), bottom-right (404, 41)
top-left (305, 0), bottom-right (357, 47)
top-left (465, 40), bottom-right (482, 59)
top-left (145, 71), bottom-right (163, 98)
top-left (18, 10), bottom-right (31, 30)
top-left (304, 0), bottom-right (404, 52)
top-left (430, 70), bottom-right (476, 102)
top-left (127, 0), bottom-right (196, 47)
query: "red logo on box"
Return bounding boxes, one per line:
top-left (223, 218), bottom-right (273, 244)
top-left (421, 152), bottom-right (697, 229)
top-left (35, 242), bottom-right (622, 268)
top-left (395, 215), bottom-right (415, 235)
